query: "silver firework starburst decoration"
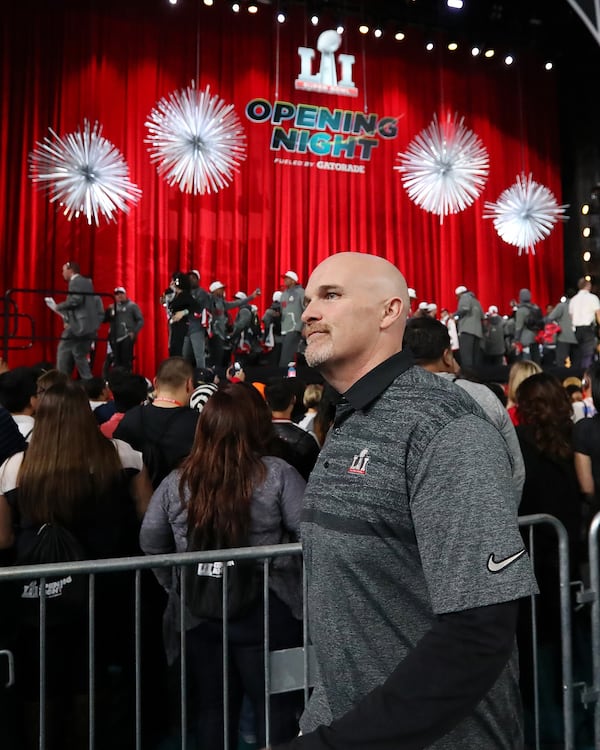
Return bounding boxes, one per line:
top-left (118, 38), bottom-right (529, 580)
top-left (395, 113), bottom-right (489, 222)
top-left (29, 120), bottom-right (141, 225)
top-left (484, 173), bottom-right (569, 255)
top-left (145, 84), bottom-right (247, 195)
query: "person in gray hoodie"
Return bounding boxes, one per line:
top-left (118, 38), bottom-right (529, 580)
top-left (453, 285), bottom-right (483, 372)
top-left (515, 288), bottom-right (541, 364)
top-left (547, 293), bottom-right (578, 367)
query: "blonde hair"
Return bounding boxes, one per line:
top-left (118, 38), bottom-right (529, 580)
top-left (507, 360), bottom-right (542, 406)
top-left (303, 383), bottom-right (324, 410)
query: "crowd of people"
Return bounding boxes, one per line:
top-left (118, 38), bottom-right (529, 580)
top-left (1, 255), bottom-right (600, 749)
top-left (411, 277), bottom-right (600, 376)
top-left (42, 258), bottom-right (600, 392)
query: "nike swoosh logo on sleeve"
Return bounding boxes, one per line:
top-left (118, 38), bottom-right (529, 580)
top-left (487, 549), bottom-right (526, 573)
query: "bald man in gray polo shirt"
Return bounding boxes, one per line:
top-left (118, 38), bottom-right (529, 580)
top-left (269, 253), bottom-right (536, 750)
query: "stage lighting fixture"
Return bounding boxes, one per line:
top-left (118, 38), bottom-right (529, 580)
top-left (504, 55), bottom-right (514, 65)
top-left (232, 2), bottom-right (240, 10)
top-left (203, 0), bottom-right (214, 5)
top-left (311, 14), bottom-right (319, 25)
top-left (447, 0), bottom-right (464, 8)
top-left (471, 46), bottom-right (480, 56)
top-left (248, 3), bottom-right (258, 12)
top-left (545, 62), bottom-right (553, 70)
top-left (584, 251), bottom-right (592, 262)
top-left (426, 42), bottom-right (434, 51)
top-left (582, 204), bottom-right (590, 215)
top-left (395, 31), bottom-right (405, 41)
top-left (337, 24), bottom-right (344, 34)
top-left (374, 28), bottom-right (383, 38)
top-left (277, 11), bottom-right (286, 22)
top-left (585, 275), bottom-right (592, 282)
top-left (583, 227), bottom-right (592, 238)
top-left (168, 0), bottom-right (177, 5)
top-left (484, 49), bottom-right (495, 58)
top-left (359, 24), bottom-right (369, 34)
top-left (448, 42), bottom-right (458, 51)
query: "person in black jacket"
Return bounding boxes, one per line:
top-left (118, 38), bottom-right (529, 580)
top-left (264, 378), bottom-right (319, 481)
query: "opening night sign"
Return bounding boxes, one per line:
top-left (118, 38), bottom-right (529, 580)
top-left (245, 30), bottom-right (399, 169)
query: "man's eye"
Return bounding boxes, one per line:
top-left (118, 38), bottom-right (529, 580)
top-left (325, 292), bottom-right (339, 300)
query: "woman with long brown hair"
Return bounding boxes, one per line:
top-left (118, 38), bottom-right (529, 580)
top-left (0, 380), bottom-right (152, 749)
top-left (514, 372), bottom-right (585, 747)
top-left (140, 382), bottom-right (306, 750)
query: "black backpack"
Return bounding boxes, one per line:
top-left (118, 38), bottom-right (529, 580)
top-left (524, 304), bottom-right (544, 332)
top-left (184, 526), bottom-right (261, 621)
top-left (16, 523), bottom-right (88, 628)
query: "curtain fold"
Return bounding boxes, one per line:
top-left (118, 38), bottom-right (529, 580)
top-left (0, 0), bottom-right (565, 376)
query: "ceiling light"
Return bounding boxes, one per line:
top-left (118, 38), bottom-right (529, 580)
top-left (337, 24), bottom-right (344, 34)
top-left (448, 42), bottom-right (458, 51)
top-left (232, 2), bottom-right (240, 10)
top-left (374, 28), bottom-right (383, 38)
top-left (582, 204), bottom-right (590, 215)
top-left (583, 227), bottom-right (591, 238)
top-left (447, 0), bottom-right (464, 7)
top-left (277, 11), bottom-right (286, 22)
top-left (584, 251), bottom-right (592, 262)
top-left (504, 55), bottom-right (514, 65)
top-left (484, 49), bottom-right (495, 58)
top-left (545, 61), bottom-right (553, 70)
top-left (586, 275), bottom-right (592, 281)
top-left (471, 46), bottom-right (480, 56)
top-left (359, 24), bottom-right (369, 34)
top-left (311, 14), bottom-right (319, 25)
top-left (426, 42), bottom-right (434, 51)
top-left (248, 3), bottom-right (258, 12)
top-left (203, 0), bottom-right (213, 5)
top-left (395, 31), bottom-right (405, 41)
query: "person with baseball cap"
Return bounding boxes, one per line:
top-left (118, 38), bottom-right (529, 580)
top-left (207, 281), bottom-right (260, 371)
top-left (279, 271), bottom-right (304, 368)
top-left (453, 284), bottom-right (484, 372)
top-left (103, 286), bottom-right (144, 373)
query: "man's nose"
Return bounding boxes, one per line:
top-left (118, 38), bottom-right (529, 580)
top-left (301, 301), bottom-right (316, 322)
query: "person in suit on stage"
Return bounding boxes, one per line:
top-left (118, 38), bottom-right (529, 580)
top-left (46, 261), bottom-right (100, 380)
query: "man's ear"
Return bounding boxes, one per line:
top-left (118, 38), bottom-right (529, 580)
top-left (380, 297), bottom-right (403, 330)
top-left (441, 348), bottom-right (455, 370)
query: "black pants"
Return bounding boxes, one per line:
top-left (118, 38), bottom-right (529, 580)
top-left (113, 336), bottom-right (135, 371)
top-left (186, 591), bottom-right (302, 750)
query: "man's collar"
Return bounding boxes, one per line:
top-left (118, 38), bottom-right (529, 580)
top-left (334, 350), bottom-right (414, 411)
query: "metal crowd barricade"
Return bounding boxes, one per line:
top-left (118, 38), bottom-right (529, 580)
top-left (584, 511), bottom-right (600, 747)
top-left (518, 513), bottom-right (575, 750)
top-left (0, 542), bottom-right (309, 750)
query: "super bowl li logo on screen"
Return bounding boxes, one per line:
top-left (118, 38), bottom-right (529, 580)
top-left (245, 29), bottom-right (398, 171)
top-left (295, 30), bottom-right (358, 98)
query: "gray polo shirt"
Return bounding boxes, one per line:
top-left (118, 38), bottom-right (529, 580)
top-left (300, 351), bottom-right (536, 748)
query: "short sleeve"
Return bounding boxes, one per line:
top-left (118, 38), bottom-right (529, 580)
top-left (409, 415), bottom-right (536, 614)
top-left (112, 438), bottom-right (143, 472)
top-left (0, 452), bottom-right (24, 495)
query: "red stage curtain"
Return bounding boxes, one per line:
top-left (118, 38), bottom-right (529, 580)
top-left (0, 0), bottom-right (564, 376)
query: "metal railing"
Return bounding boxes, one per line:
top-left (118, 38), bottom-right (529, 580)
top-left (582, 511), bottom-right (600, 748)
top-left (0, 516), bottom-right (585, 750)
top-left (2, 288), bottom-right (115, 363)
top-left (0, 543), bottom-right (308, 750)
top-left (519, 513), bottom-right (575, 750)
